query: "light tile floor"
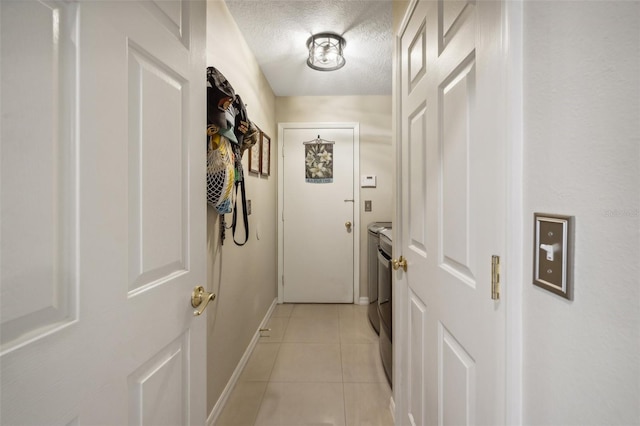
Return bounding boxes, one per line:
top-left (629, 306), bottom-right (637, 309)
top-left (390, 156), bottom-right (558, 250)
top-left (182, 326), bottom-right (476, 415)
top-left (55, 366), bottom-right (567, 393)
top-left (215, 303), bottom-right (394, 426)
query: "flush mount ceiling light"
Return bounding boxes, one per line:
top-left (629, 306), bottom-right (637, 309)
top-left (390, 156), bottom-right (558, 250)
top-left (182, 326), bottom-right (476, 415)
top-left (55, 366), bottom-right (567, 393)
top-left (306, 33), bottom-right (346, 71)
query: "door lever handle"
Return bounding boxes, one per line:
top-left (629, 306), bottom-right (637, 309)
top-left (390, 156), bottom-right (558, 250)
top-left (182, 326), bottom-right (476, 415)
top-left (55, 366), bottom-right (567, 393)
top-left (191, 286), bottom-right (216, 316)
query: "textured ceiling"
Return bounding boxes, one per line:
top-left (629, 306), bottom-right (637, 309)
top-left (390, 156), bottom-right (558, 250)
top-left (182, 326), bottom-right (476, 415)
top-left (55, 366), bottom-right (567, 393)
top-left (224, 0), bottom-right (393, 96)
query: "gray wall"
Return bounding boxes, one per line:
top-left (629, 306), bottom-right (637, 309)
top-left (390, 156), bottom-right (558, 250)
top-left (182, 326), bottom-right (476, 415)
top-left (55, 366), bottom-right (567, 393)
top-left (205, 0), bottom-right (278, 415)
top-left (523, 2), bottom-right (640, 424)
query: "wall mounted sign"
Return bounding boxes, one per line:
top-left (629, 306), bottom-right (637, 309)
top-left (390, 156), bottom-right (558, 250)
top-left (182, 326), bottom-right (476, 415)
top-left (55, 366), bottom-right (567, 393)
top-left (304, 136), bottom-right (334, 184)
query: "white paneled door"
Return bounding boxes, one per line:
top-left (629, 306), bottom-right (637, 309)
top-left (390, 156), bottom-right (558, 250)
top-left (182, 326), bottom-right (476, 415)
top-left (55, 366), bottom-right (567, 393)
top-left (280, 124), bottom-right (358, 303)
top-left (1, 1), bottom-right (207, 424)
top-left (397, 0), bottom-right (507, 425)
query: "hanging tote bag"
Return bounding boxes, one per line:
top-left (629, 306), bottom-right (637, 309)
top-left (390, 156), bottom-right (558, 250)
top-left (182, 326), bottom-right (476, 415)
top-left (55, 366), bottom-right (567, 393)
top-left (206, 128), bottom-right (235, 214)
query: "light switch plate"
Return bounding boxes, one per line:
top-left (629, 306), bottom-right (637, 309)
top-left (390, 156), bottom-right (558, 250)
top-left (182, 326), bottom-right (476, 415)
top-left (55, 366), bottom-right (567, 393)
top-left (364, 200), bottom-right (372, 212)
top-left (533, 213), bottom-right (574, 300)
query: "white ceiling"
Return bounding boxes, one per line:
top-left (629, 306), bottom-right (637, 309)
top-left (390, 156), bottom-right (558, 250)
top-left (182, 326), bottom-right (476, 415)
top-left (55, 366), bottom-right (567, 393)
top-left (224, 0), bottom-right (393, 96)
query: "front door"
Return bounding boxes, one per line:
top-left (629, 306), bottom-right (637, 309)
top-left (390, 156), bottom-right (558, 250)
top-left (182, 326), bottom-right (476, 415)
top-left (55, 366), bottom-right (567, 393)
top-left (397, 0), bottom-right (507, 424)
top-left (280, 124), bottom-right (358, 303)
top-left (1, 1), bottom-right (207, 424)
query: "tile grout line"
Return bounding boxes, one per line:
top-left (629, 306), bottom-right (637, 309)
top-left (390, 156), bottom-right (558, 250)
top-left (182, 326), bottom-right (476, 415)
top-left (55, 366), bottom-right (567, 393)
top-left (245, 304), bottom-right (390, 426)
top-left (339, 307), bottom-right (348, 426)
top-left (252, 308), bottom-right (292, 426)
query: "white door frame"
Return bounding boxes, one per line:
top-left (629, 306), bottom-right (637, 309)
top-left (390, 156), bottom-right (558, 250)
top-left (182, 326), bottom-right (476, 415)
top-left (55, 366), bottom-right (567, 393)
top-left (277, 122), bottom-right (360, 304)
top-left (392, 0), bottom-right (524, 423)
top-left (503, 1), bottom-right (525, 423)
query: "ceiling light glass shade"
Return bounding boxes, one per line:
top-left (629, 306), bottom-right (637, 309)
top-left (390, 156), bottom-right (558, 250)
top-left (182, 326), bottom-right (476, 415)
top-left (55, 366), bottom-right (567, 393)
top-left (306, 33), bottom-right (346, 71)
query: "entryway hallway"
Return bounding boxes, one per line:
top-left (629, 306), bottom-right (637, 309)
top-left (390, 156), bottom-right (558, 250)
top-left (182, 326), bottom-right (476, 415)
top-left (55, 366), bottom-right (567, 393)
top-left (214, 303), bottom-right (394, 426)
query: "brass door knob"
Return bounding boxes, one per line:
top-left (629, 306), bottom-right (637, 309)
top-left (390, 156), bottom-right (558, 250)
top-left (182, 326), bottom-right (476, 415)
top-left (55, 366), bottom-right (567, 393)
top-left (345, 221), bottom-right (352, 231)
top-left (191, 286), bottom-right (216, 316)
top-left (392, 256), bottom-right (408, 272)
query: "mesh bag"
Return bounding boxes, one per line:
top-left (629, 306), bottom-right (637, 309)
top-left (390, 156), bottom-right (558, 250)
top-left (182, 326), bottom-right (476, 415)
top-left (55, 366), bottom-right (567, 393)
top-left (207, 129), bottom-right (235, 214)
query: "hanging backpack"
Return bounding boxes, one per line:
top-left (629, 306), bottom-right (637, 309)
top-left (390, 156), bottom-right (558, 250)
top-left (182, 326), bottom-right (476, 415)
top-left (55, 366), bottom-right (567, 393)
top-left (206, 67), bottom-right (237, 215)
top-left (206, 66), bottom-right (255, 246)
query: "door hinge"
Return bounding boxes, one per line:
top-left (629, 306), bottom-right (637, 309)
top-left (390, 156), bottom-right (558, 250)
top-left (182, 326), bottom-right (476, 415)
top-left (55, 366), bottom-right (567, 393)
top-left (281, 275), bottom-right (284, 286)
top-left (491, 255), bottom-right (500, 300)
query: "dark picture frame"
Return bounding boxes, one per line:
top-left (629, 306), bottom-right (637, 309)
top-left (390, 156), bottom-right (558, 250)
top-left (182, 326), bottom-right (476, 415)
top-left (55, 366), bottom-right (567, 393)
top-left (248, 135), bottom-right (261, 174)
top-left (260, 132), bottom-right (271, 176)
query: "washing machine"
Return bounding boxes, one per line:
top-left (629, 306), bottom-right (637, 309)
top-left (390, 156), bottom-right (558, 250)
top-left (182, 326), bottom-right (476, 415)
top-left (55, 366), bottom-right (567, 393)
top-left (378, 228), bottom-right (393, 387)
top-left (367, 222), bottom-right (391, 334)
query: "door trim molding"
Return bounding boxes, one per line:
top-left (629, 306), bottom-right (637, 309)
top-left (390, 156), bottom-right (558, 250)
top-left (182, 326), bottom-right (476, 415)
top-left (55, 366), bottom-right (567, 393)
top-left (277, 122), bottom-right (361, 304)
top-left (392, 2), bottom-right (410, 420)
top-left (504, 0), bottom-right (524, 423)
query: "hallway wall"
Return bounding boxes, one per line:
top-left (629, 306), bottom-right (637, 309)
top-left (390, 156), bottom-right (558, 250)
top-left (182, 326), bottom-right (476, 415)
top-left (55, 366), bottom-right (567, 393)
top-left (205, 0), bottom-right (278, 415)
top-left (523, 2), bottom-right (640, 424)
top-left (276, 96), bottom-right (394, 301)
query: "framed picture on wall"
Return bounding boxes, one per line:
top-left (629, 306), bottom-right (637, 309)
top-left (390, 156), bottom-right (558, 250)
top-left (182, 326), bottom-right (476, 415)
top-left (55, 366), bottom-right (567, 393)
top-left (248, 136), bottom-right (261, 174)
top-left (260, 132), bottom-right (271, 176)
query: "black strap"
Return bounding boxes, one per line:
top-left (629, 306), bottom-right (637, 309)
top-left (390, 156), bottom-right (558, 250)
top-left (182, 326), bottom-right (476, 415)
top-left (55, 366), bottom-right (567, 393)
top-left (232, 178), bottom-right (249, 246)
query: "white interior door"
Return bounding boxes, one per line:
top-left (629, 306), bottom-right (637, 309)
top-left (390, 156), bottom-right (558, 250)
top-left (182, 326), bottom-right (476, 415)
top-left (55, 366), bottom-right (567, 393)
top-left (397, 0), bottom-right (507, 425)
top-left (280, 124), bottom-right (358, 303)
top-left (0, 1), bottom-right (207, 424)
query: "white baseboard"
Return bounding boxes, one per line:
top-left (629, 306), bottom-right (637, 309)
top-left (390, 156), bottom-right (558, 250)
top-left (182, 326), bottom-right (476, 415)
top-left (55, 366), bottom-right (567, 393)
top-left (206, 297), bottom-right (278, 426)
top-left (389, 395), bottom-right (396, 423)
top-left (358, 296), bottom-right (369, 305)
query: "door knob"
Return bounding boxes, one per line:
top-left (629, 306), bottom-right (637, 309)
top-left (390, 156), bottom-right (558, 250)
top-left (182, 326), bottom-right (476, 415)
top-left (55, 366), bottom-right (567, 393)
top-left (191, 286), bottom-right (216, 316)
top-left (392, 256), bottom-right (407, 272)
top-left (345, 221), bottom-right (352, 231)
